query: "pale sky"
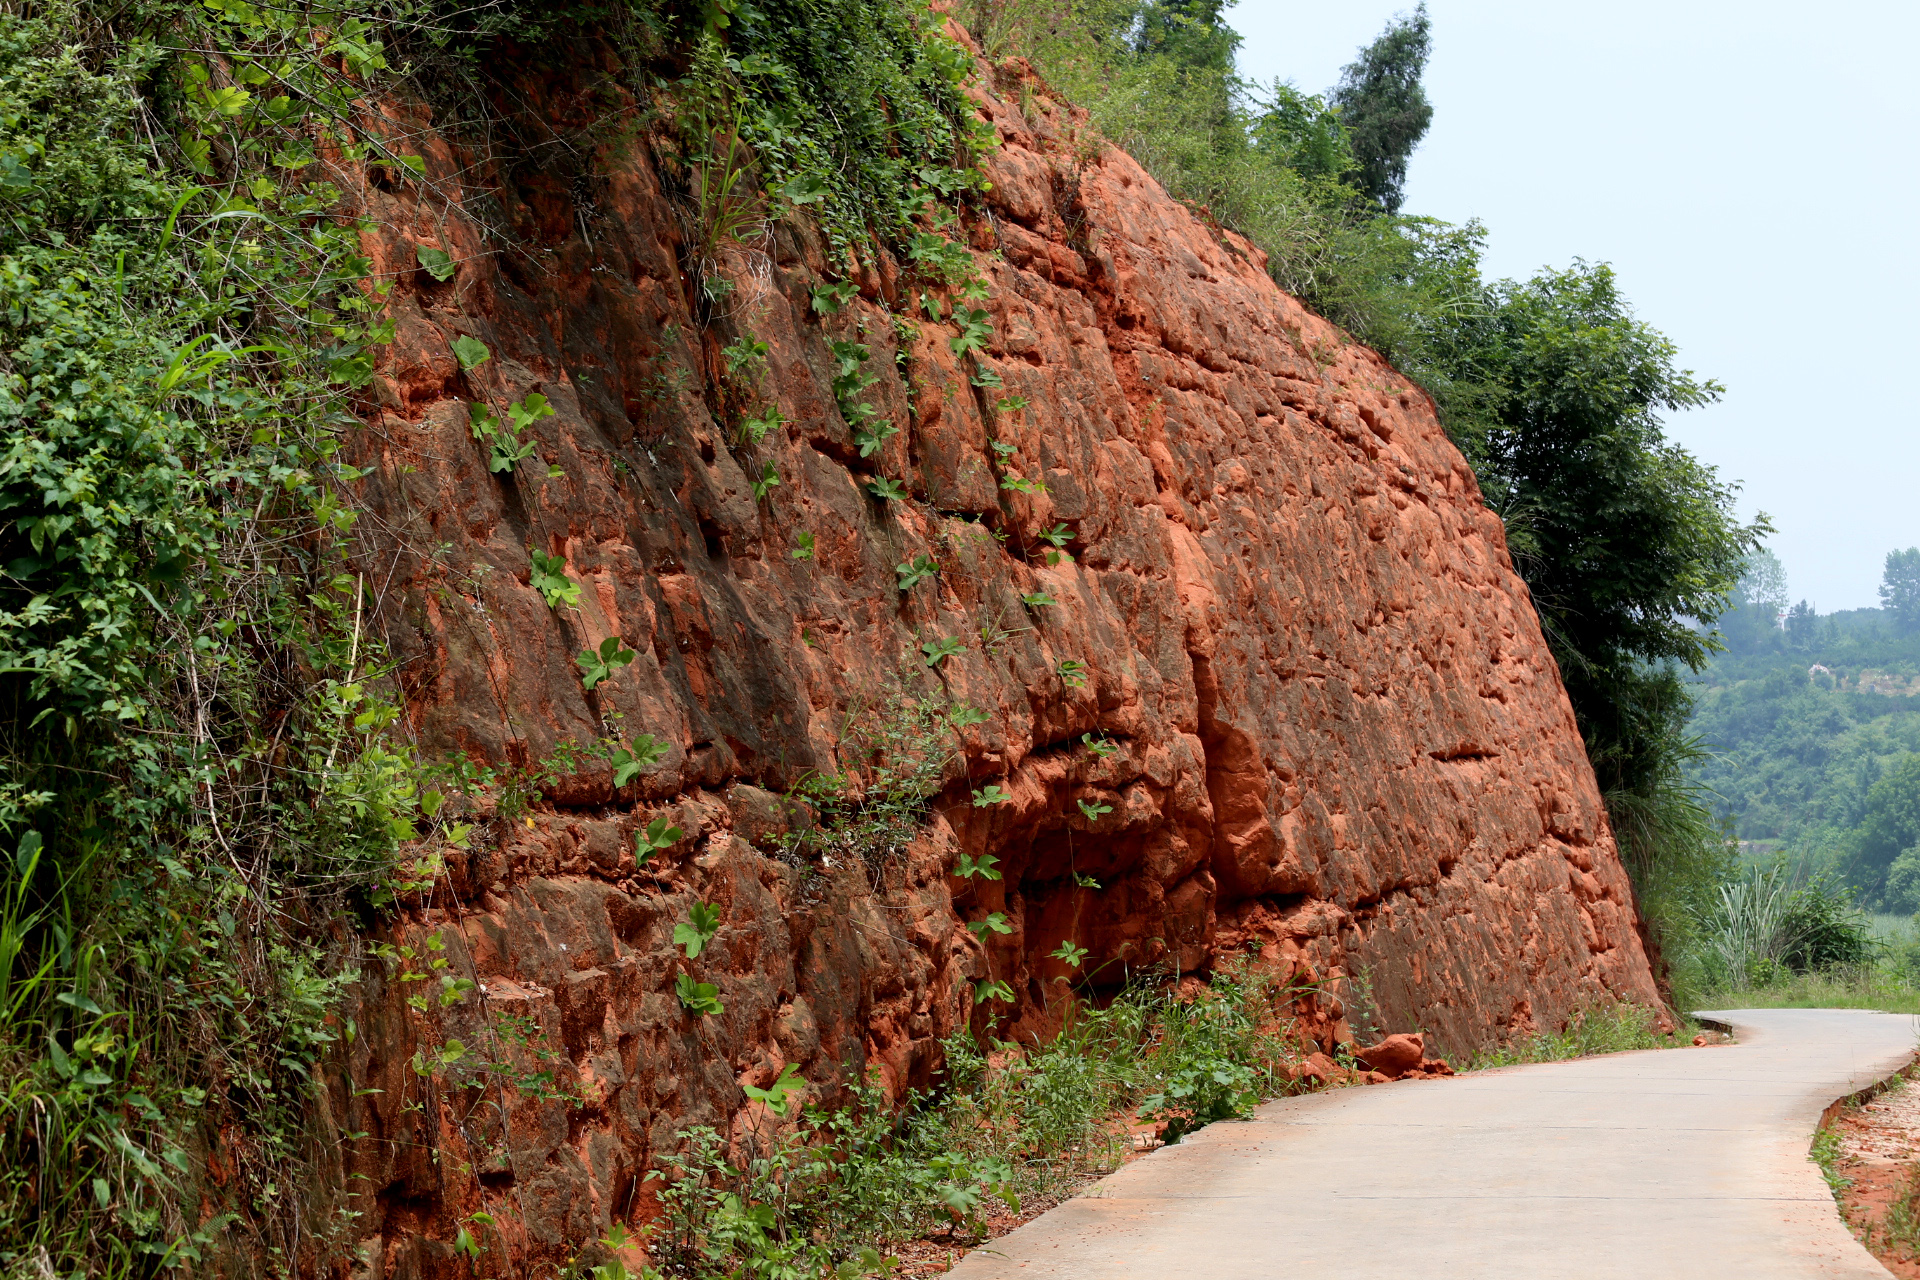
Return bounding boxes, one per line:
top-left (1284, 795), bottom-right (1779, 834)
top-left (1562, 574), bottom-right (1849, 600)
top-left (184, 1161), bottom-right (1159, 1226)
top-left (1232, 1), bottom-right (1920, 613)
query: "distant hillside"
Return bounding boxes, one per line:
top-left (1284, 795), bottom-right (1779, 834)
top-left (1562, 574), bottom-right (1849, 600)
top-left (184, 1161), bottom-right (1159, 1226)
top-left (1687, 603), bottom-right (1920, 883)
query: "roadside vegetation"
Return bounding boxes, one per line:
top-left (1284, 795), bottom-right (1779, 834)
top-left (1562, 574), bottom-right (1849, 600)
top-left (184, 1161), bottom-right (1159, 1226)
top-left (0, 0), bottom-right (1784, 1273)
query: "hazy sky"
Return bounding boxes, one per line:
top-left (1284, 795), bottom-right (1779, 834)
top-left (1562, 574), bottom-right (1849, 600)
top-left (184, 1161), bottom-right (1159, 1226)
top-left (1231, 1), bottom-right (1919, 612)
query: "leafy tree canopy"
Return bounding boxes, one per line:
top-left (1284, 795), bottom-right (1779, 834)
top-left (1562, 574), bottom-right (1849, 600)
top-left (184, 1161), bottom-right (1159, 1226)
top-left (1328, 3), bottom-right (1433, 214)
top-left (1882, 547), bottom-right (1920, 635)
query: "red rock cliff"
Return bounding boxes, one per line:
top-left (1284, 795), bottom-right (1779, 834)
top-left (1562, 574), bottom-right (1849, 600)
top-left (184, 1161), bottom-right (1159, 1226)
top-left (327, 52), bottom-right (1660, 1273)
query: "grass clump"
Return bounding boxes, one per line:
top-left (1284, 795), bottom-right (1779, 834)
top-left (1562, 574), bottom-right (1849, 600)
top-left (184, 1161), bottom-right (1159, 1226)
top-left (1456, 1002), bottom-right (1695, 1072)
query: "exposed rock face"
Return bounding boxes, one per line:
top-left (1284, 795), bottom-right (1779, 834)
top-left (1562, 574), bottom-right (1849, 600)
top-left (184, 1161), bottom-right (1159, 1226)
top-left (325, 49), bottom-right (1659, 1276)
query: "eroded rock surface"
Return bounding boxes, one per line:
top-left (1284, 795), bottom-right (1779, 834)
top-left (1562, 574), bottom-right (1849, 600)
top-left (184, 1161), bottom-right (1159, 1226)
top-left (321, 48), bottom-right (1659, 1276)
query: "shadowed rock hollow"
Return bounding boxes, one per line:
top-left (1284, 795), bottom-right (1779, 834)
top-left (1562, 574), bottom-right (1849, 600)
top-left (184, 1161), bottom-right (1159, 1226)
top-left (324, 44), bottom-right (1661, 1272)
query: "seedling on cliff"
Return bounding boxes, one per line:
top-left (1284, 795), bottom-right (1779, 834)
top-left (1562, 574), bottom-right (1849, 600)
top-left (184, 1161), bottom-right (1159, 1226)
top-left (970, 786), bottom-right (1010, 808)
top-left (967, 912), bottom-right (1011, 941)
top-left (415, 244), bottom-right (456, 282)
top-left (740, 404), bottom-right (785, 444)
top-left (791, 531), bottom-right (815, 560)
top-left (451, 335), bottom-right (490, 369)
top-left (743, 1063), bottom-right (807, 1116)
top-left (949, 704), bottom-right (992, 728)
top-left (950, 308), bottom-right (992, 355)
top-left (974, 978), bottom-right (1014, 1004)
top-left (576, 636), bottom-right (635, 690)
top-left (1021, 591), bottom-right (1054, 609)
top-left (922, 636), bottom-right (964, 667)
top-left (1076, 798), bottom-right (1113, 823)
top-left (675, 903), bottom-right (722, 958)
top-left (1051, 941), bottom-right (1088, 968)
top-left (608, 737), bottom-right (669, 788)
top-left (956, 852), bottom-right (1002, 879)
top-left (1082, 733), bottom-right (1117, 759)
top-left (1040, 523), bottom-right (1074, 549)
top-left (868, 477), bottom-right (908, 502)
top-left (635, 815), bottom-right (682, 863)
top-left (751, 460), bottom-right (780, 501)
top-left (528, 547), bottom-right (580, 609)
top-left (1057, 658), bottom-right (1089, 688)
top-left (896, 554), bottom-right (937, 590)
top-left (676, 973), bottom-right (724, 1017)
top-left (855, 420), bottom-right (898, 457)
top-left (723, 336), bottom-right (769, 376)
top-left (811, 279), bottom-right (857, 314)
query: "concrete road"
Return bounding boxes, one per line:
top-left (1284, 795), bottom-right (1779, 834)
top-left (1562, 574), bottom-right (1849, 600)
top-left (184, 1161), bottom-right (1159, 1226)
top-left (950, 1008), bottom-right (1919, 1279)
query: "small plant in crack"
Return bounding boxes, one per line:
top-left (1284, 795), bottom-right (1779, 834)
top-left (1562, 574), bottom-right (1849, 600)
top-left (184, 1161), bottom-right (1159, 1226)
top-left (723, 335), bottom-right (769, 377)
top-left (676, 973), bottom-right (725, 1017)
top-left (811, 279), bottom-right (857, 314)
top-left (635, 814), bottom-right (683, 864)
top-left (576, 636), bottom-right (636, 690)
top-left (740, 404), bottom-right (786, 444)
top-left (1076, 797), bottom-right (1113, 823)
top-left (921, 635), bottom-right (964, 667)
top-left (967, 912), bottom-right (1011, 941)
top-left (896, 553), bottom-right (938, 590)
top-left (528, 546), bottom-right (581, 609)
top-left (969, 785), bottom-right (1010, 808)
top-left (956, 852), bottom-right (1002, 879)
top-left (675, 902), bottom-right (723, 958)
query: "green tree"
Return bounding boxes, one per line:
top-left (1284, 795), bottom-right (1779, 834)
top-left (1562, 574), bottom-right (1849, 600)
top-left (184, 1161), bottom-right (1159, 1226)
top-left (1880, 547), bottom-right (1920, 634)
top-left (1841, 752), bottom-right (1920, 903)
top-left (1716, 550), bottom-right (1786, 655)
top-left (1132, 0), bottom-right (1239, 74)
top-left (1428, 262), bottom-right (1766, 809)
top-left (1328, 3), bottom-right (1433, 214)
top-left (1785, 599), bottom-right (1818, 651)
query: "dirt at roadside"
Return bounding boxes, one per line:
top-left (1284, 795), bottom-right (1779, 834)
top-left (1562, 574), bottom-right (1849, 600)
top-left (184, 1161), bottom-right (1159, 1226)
top-left (1825, 1067), bottom-right (1920, 1276)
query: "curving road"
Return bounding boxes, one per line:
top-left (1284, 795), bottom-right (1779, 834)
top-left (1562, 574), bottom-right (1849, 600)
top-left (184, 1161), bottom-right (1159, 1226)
top-left (950, 1008), bottom-right (1919, 1279)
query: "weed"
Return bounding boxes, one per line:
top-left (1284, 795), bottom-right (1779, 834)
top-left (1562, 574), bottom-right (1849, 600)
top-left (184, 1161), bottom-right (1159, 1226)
top-left (453, 334), bottom-right (492, 369)
top-left (530, 546), bottom-right (583, 609)
top-left (896, 554), bottom-right (939, 590)
top-left (740, 404), bottom-right (786, 444)
top-left (578, 636), bottom-right (638, 690)
top-left (676, 974), bottom-right (725, 1017)
top-left (868, 477), bottom-right (909, 502)
top-left (1458, 1002), bottom-right (1691, 1070)
top-left (922, 636), bottom-right (965, 667)
top-left (676, 904), bottom-right (723, 958)
top-left (636, 817), bottom-right (685, 864)
top-left (791, 531), bottom-right (816, 560)
top-left (1812, 1122), bottom-right (1850, 1194)
top-left (723, 336), bottom-right (770, 377)
top-left (956, 852), bottom-right (1002, 878)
